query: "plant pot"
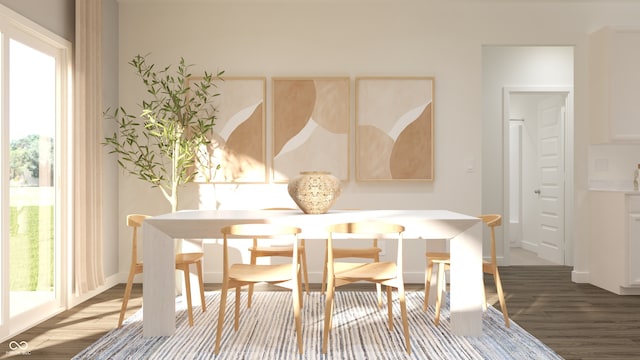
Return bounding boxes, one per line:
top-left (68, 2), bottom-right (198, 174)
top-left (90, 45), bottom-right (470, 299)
top-left (287, 171), bottom-right (341, 214)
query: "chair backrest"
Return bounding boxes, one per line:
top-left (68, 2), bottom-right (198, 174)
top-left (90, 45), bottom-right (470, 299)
top-left (222, 223), bottom-right (302, 237)
top-left (326, 221), bottom-right (405, 271)
top-left (333, 209), bottom-right (380, 249)
top-left (479, 214), bottom-right (502, 264)
top-left (220, 224), bottom-right (302, 272)
top-left (126, 214), bottom-right (149, 266)
top-left (327, 221), bottom-right (404, 235)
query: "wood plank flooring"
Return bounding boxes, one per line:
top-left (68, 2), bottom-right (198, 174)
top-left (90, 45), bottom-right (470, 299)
top-left (2, 266), bottom-right (640, 359)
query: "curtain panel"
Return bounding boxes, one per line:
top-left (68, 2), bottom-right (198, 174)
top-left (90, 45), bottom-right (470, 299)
top-left (74, 0), bottom-right (104, 294)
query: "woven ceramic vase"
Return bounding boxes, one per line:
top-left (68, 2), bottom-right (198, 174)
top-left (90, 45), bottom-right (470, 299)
top-left (287, 171), bottom-right (342, 214)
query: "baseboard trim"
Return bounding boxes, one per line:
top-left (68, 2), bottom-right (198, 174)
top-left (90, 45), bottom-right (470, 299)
top-left (571, 269), bottom-right (589, 283)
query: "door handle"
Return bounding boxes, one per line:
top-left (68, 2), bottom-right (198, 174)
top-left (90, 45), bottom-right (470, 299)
top-left (534, 189), bottom-right (541, 195)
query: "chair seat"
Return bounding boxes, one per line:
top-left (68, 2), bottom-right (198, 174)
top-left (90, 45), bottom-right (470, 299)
top-left (334, 261), bottom-right (397, 281)
top-left (425, 251), bottom-right (451, 262)
top-left (176, 252), bottom-right (204, 265)
top-left (230, 263), bottom-right (294, 283)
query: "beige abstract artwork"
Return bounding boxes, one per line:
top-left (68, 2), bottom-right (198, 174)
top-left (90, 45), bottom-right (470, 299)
top-left (192, 77), bottom-right (266, 183)
top-left (272, 77), bottom-right (349, 182)
top-left (356, 77), bottom-right (434, 181)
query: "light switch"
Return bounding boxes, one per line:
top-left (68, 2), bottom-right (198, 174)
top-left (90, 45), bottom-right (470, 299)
top-left (466, 158), bottom-right (475, 173)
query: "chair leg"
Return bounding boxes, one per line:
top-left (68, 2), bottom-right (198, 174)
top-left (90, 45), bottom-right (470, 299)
top-left (375, 254), bottom-right (383, 308)
top-left (493, 267), bottom-right (510, 328)
top-left (297, 266), bottom-right (304, 309)
top-left (234, 286), bottom-right (241, 331)
top-left (322, 275), bottom-right (335, 353)
top-left (118, 267), bottom-right (137, 328)
top-left (321, 246), bottom-right (328, 294)
top-left (481, 274), bottom-right (488, 311)
top-left (214, 283), bottom-right (228, 354)
top-left (197, 260), bottom-right (207, 312)
top-left (181, 264), bottom-right (194, 326)
top-left (293, 266), bottom-right (304, 354)
top-left (423, 261), bottom-right (433, 311)
top-left (248, 252), bottom-right (257, 308)
top-left (386, 286), bottom-right (393, 330)
top-left (398, 283), bottom-right (411, 355)
top-left (434, 262), bottom-right (445, 326)
top-left (299, 249), bottom-right (310, 295)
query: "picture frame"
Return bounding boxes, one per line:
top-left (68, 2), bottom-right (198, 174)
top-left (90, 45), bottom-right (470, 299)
top-left (271, 77), bottom-right (350, 182)
top-left (355, 76), bottom-right (434, 181)
top-left (191, 76), bottom-right (267, 183)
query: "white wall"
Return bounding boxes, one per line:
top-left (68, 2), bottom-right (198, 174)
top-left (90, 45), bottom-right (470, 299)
top-left (0, 0), bottom-right (73, 41)
top-left (115, 0), bottom-right (640, 283)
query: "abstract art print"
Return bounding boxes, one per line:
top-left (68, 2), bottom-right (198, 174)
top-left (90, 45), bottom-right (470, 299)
top-left (191, 77), bottom-right (266, 183)
top-left (272, 77), bottom-right (350, 182)
top-left (355, 77), bottom-right (434, 181)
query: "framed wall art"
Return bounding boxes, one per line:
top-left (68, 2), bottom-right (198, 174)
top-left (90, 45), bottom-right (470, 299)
top-left (272, 77), bottom-right (350, 182)
top-left (355, 76), bottom-right (434, 181)
top-left (190, 76), bottom-right (267, 183)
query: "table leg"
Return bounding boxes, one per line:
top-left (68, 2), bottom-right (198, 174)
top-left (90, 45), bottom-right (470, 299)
top-left (449, 224), bottom-right (483, 336)
top-left (143, 223), bottom-right (176, 336)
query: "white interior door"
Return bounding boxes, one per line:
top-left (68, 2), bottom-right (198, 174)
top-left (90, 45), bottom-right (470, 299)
top-left (535, 94), bottom-right (566, 264)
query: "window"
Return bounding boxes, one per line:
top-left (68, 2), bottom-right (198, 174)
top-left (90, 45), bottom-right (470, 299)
top-left (0, 6), bottom-right (71, 341)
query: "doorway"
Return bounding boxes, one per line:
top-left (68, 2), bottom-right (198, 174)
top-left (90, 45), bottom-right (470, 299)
top-left (504, 89), bottom-right (572, 266)
top-left (482, 45), bottom-right (574, 268)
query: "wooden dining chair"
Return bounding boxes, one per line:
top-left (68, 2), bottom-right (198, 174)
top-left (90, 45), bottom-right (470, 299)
top-left (323, 221), bottom-right (410, 355)
top-left (423, 214), bottom-right (510, 327)
top-left (321, 209), bottom-right (383, 308)
top-left (321, 241), bottom-right (384, 308)
top-left (118, 214), bottom-right (206, 328)
top-left (246, 208), bottom-right (309, 308)
top-left (215, 223), bottom-right (304, 355)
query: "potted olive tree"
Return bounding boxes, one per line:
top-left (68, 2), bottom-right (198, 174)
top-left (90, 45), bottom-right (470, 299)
top-left (104, 54), bottom-right (224, 212)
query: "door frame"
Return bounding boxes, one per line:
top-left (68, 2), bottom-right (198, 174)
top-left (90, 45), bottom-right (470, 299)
top-left (502, 86), bottom-right (574, 266)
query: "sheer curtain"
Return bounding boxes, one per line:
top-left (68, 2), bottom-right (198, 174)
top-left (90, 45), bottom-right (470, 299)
top-left (74, 0), bottom-right (104, 294)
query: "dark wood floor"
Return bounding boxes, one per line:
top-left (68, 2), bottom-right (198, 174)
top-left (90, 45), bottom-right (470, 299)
top-left (1, 266), bottom-right (640, 359)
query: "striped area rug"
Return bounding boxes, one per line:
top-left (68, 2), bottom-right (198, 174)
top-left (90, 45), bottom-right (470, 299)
top-left (73, 291), bottom-right (562, 359)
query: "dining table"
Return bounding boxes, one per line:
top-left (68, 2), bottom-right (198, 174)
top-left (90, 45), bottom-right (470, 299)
top-left (141, 209), bottom-right (483, 337)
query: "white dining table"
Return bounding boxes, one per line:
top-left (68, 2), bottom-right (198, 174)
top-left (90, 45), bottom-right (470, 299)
top-left (142, 209), bottom-right (483, 337)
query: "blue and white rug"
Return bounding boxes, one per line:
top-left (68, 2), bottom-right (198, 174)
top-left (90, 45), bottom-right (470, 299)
top-left (73, 291), bottom-right (563, 359)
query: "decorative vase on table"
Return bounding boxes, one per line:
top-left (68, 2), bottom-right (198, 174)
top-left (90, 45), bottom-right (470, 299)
top-left (287, 171), bottom-right (342, 214)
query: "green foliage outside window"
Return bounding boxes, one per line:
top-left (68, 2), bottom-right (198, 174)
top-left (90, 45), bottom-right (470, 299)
top-left (9, 205), bottom-right (54, 291)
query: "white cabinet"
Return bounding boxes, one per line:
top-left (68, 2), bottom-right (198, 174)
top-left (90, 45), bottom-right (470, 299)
top-left (627, 198), bottom-right (640, 285)
top-left (589, 191), bottom-right (640, 294)
top-left (590, 27), bottom-right (640, 143)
